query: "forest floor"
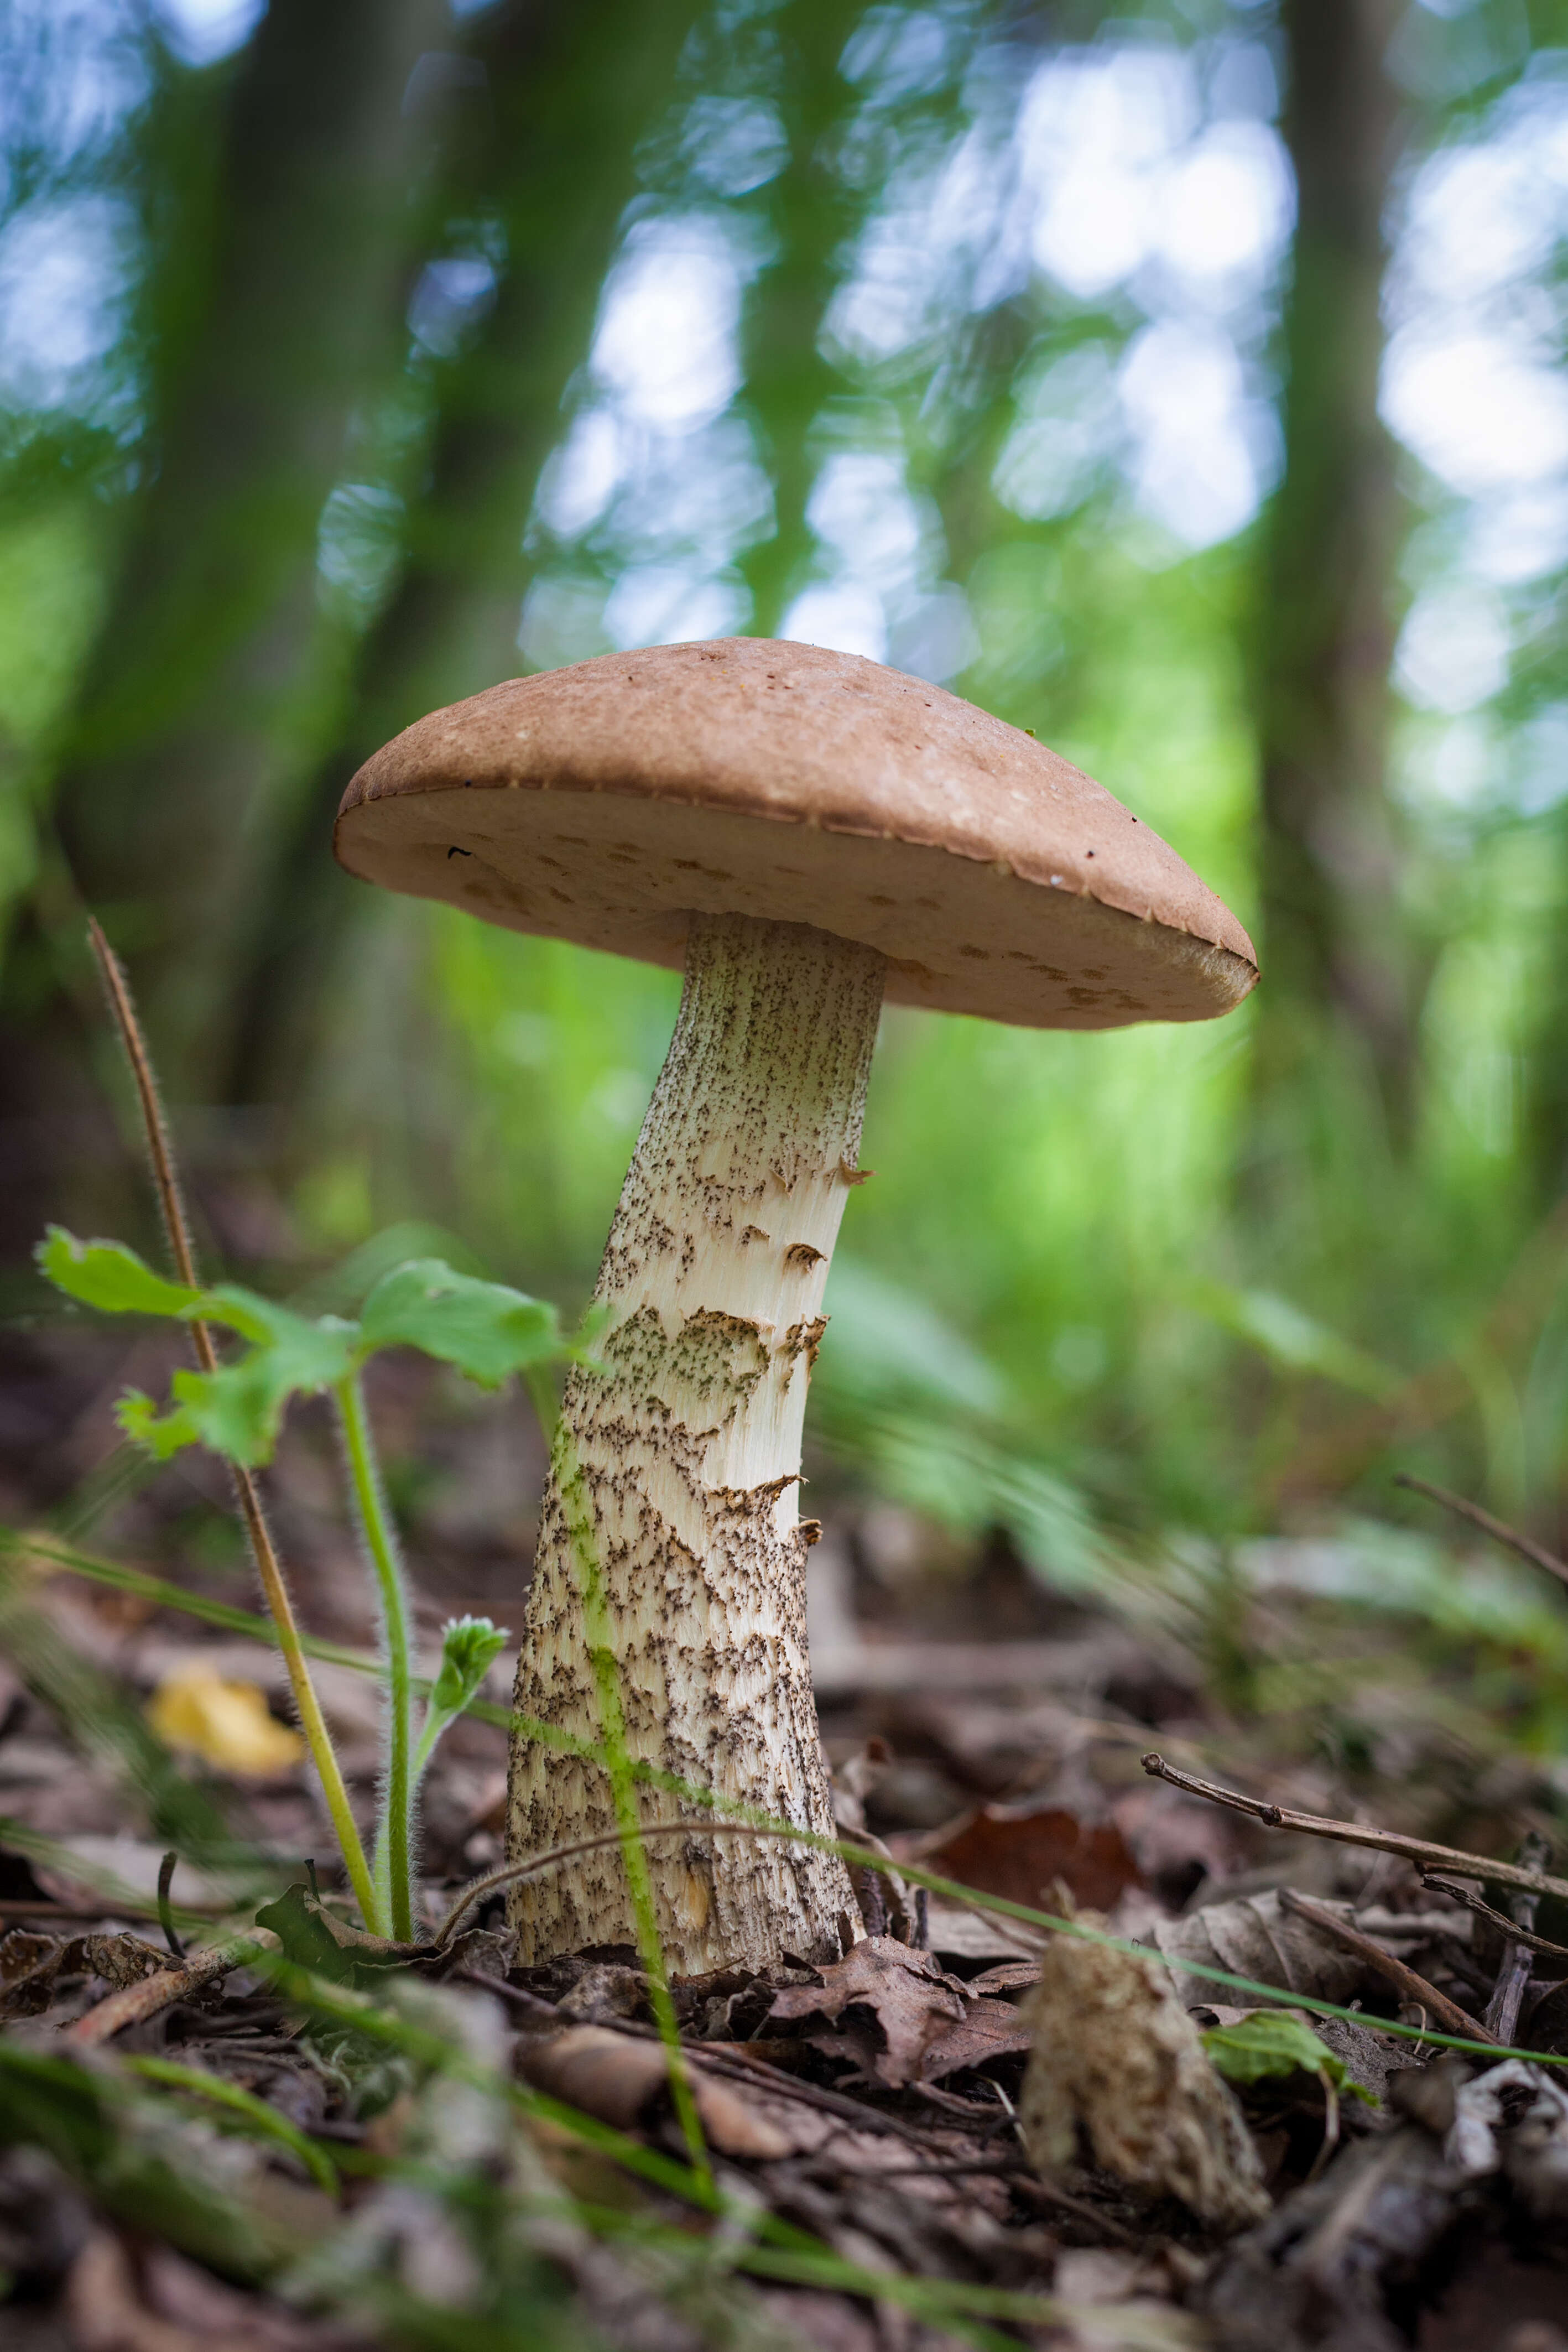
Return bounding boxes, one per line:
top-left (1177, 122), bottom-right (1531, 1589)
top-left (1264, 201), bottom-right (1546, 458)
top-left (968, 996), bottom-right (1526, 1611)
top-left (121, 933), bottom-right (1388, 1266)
top-left (1, 1327), bottom-right (1567, 2351)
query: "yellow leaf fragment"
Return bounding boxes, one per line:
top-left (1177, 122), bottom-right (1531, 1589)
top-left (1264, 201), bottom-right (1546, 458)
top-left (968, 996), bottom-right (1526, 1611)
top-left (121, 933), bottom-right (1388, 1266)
top-left (149, 1666), bottom-right (304, 1778)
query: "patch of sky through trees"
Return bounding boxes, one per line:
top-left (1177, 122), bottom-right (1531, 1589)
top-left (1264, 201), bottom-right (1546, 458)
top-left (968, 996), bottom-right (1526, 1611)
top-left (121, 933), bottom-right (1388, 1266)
top-left (4, 0), bottom-right (1568, 819)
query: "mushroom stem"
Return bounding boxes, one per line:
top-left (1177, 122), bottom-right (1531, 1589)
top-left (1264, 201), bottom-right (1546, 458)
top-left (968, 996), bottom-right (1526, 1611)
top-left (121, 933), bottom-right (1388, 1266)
top-left (508, 912), bottom-right (884, 1971)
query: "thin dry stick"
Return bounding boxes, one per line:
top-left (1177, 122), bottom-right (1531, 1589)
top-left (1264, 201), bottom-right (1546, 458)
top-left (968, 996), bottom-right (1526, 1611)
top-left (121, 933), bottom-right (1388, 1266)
top-left (1140, 1752), bottom-right (1568, 1905)
top-left (85, 920), bottom-right (375, 1928)
top-left (1277, 1888), bottom-right (1499, 2047)
top-left (1394, 1470), bottom-right (1568, 1592)
top-left (1483, 1831), bottom-right (1550, 2047)
top-left (67, 1929), bottom-right (278, 2048)
top-left (1422, 1873), bottom-right (1568, 1962)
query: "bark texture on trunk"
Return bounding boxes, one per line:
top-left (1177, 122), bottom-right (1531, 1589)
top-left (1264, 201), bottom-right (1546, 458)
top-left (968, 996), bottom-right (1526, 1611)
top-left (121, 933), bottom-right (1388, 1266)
top-left (508, 914), bottom-right (883, 1971)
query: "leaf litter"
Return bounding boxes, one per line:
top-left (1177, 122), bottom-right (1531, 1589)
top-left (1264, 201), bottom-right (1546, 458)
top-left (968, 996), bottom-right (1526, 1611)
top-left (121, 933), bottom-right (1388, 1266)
top-left (6, 948), bottom-right (1568, 2344)
top-left (6, 1502), bottom-right (1568, 2352)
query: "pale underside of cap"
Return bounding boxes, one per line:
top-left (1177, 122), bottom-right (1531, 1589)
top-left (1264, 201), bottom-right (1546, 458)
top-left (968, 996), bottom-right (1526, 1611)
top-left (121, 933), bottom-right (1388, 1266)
top-left (335, 638), bottom-right (1258, 1031)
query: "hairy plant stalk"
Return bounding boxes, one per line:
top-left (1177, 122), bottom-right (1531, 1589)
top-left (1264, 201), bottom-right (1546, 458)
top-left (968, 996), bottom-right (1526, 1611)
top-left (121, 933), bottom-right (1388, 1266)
top-left (336, 1371), bottom-right (412, 1941)
top-left (87, 920), bottom-right (377, 1929)
top-left (509, 913), bottom-right (883, 1971)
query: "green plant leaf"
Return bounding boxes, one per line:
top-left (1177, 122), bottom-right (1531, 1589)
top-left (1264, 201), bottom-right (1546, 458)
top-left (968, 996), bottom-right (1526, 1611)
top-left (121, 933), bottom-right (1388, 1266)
top-left (1202, 2010), bottom-right (1377, 2103)
top-left (163, 1319), bottom-right (360, 1468)
top-left (113, 1302), bottom-right (360, 1471)
top-left (413, 1616), bottom-right (510, 1783)
top-left (116, 1388), bottom-right (202, 1461)
top-left (358, 1259), bottom-right (566, 1388)
top-left (38, 1228), bottom-right (202, 1319)
top-left (429, 1614), bottom-right (508, 1720)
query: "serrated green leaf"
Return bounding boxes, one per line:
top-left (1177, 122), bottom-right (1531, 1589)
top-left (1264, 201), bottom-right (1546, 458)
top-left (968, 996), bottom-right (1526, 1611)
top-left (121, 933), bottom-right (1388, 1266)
top-left (1202, 2010), bottom-right (1377, 2103)
top-left (38, 1229), bottom-right (202, 1320)
top-left (161, 1317), bottom-right (360, 1468)
top-left (116, 1388), bottom-right (201, 1461)
top-left (358, 1260), bottom-right (566, 1388)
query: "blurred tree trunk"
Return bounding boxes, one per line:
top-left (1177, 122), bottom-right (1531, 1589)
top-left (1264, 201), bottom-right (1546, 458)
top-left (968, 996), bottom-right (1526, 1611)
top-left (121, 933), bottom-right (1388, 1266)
top-left (225, 0), bottom-right (696, 1125)
top-left (0, 0), bottom-right (694, 1264)
top-left (1529, 805), bottom-right (1568, 1209)
top-left (0, 0), bottom-right (445, 1253)
top-left (1251, 0), bottom-right (1411, 1133)
top-left (736, 2), bottom-right (862, 637)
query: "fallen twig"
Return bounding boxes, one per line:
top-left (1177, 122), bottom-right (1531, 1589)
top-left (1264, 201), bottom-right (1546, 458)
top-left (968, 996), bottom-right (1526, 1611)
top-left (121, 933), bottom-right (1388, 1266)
top-left (1421, 1874), bottom-right (1568, 1961)
top-left (66, 1929), bottom-right (277, 2047)
top-left (1483, 1831), bottom-right (1550, 2046)
top-left (1277, 1889), bottom-right (1498, 2047)
top-left (1141, 1752), bottom-right (1568, 1903)
top-left (1394, 1471), bottom-right (1568, 1592)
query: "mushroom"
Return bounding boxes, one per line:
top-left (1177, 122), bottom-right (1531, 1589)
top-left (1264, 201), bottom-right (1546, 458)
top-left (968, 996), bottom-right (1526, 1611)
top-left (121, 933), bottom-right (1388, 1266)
top-left (335, 637), bottom-right (1256, 1973)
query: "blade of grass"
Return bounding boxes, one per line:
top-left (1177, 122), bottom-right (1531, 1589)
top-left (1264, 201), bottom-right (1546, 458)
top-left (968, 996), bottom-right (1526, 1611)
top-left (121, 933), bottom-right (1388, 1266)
top-left (85, 920), bottom-right (376, 1932)
top-left (121, 2054), bottom-right (340, 2194)
top-left (0, 1815), bottom-right (231, 1930)
top-left (549, 1392), bottom-right (713, 2197)
top-left (9, 1526), bottom-right (603, 1763)
top-left (11, 1528), bottom-right (378, 1667)
top-left (335, 1370), bottom-right (410, 1940)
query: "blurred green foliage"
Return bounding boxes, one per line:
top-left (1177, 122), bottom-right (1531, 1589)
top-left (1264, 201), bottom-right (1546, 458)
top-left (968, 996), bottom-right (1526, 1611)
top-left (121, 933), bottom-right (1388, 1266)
top-left (4, 0), bottom-right (1568, 1591)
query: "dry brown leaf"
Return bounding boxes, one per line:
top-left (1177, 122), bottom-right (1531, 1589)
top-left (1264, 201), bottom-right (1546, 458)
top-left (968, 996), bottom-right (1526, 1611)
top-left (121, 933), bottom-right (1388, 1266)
top-left (516, 2026), bottom-right (790, 2158)
top-left (77, 1933), bottom-right (184, 1991)
top-left (962, 1960), bottom-right (1043, 1998)
top-left (917, 1996), bottom-right (1034, 2083)
top-left (1019, 1932), bottom-right (1270, 2235)
top-left (764, 1933), bottom-right (968, 2088)
top-left (66, 2229), bottom-right (356, 2352)
top-left (916, 1805), bottom-right (1142, 1913)
top-left (0, 1928), bottom-right (65, 2018)
top-left (0, 1927), bottom-right (180, 2022)
top-left (924, 1897), bottom-right (1045, 1967)
top-left (1151, 1890), bottom-right (1368, 2011)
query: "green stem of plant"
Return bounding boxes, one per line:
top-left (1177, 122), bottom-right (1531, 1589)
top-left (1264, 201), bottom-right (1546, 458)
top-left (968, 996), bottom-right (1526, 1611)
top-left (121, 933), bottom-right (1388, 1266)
top-left (336, 1371), bottom-right (411, 1942)
top-left (243, 1480), bottom-right (379, 1933)
top-left (410, 1709), bottom-right (445, 1788)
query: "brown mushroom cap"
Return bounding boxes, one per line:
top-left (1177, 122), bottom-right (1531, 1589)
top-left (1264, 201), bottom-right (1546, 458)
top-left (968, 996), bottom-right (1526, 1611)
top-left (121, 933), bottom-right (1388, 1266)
top-left (335, 637), bottom-right (1257, 1030)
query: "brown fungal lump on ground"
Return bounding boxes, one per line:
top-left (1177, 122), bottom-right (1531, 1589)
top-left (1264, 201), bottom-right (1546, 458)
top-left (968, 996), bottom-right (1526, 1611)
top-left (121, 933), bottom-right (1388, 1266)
top-left (336, 636), bottom-right (1257, 1974)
